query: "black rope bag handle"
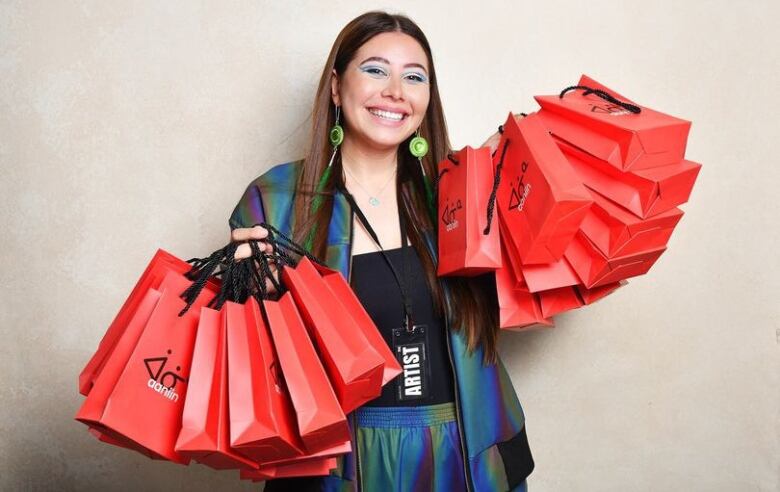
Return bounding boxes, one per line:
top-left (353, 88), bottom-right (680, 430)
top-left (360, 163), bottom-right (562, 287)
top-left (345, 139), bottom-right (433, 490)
top-left (559, 85), bottom-right (641, 114)
top-left (436, 142), bottom-right (507, 236)
top-left (178, 222), bottom-right (327, 315)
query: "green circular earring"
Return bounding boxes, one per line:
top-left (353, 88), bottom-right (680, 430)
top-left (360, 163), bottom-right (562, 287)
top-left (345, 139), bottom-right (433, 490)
top-left (409, 130), bottom-right (429, 158)
top-left (329, 106), bottom-right (344, 147)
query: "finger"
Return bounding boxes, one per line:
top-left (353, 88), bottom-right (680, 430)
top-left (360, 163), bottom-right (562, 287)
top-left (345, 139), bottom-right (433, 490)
top-left (231, 225), bottom-right (269, 242)
top-left (234, 242), bottom-right (252, 261)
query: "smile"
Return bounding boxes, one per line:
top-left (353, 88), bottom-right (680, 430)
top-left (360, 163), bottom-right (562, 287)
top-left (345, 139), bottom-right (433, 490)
top-left (367, 108), bottom-right (408, 121)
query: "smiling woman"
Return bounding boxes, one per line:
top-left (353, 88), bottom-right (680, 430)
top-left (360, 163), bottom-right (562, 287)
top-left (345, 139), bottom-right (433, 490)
top-left (228, 10), bottom-right (534, 492)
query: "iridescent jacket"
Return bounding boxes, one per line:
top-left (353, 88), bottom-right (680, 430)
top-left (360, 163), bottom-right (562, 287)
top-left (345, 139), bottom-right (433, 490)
top-left (229, 160), bottom-right (535, 491)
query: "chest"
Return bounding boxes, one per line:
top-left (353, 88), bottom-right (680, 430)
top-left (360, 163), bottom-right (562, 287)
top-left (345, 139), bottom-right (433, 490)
top-left (350, 191), bottom-right (402, 255)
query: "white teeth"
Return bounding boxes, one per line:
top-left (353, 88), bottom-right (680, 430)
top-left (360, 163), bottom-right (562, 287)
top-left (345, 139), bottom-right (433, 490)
top-left (369, 108), bottom-right (405, 121)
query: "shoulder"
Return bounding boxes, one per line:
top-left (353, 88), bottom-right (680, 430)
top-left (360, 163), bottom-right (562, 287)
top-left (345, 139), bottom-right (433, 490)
top-left (228, 158), bottom-right (304, 231)
top-left (247, 158), bottom-right (304, 195)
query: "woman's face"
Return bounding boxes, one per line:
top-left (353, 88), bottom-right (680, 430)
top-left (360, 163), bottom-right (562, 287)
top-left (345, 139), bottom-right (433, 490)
top-left (331, 31), bottom-right (431, 152)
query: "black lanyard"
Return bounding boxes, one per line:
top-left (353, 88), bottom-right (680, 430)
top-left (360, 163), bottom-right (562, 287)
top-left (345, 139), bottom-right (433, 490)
top-left (337, 182), bottom-right (415, 332)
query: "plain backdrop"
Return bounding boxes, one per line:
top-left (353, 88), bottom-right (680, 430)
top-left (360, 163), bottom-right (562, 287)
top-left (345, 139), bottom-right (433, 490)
top-left (1, 1), bottom-right (778, 490)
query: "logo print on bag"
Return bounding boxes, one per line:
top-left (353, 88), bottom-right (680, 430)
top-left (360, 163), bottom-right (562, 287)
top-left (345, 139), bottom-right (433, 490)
top-left (508, 161), bottom-right (532, 212)
top-left (441, 198), bottom-right (462, 232)
top-left (589, 102), bottom-right (631, 116)
top-left (144, 349), bottom-right (186, 402)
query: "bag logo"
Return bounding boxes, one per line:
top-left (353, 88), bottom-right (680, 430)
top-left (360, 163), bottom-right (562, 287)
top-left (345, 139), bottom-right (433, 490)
top-left (508, 161), bottom-right (532, 212)
top-left (589, 102), bottom-right (632, 116)
top-left (144, 349), bottom-right (186, 402)
top-left (441, 198), bottom-right (462, 232)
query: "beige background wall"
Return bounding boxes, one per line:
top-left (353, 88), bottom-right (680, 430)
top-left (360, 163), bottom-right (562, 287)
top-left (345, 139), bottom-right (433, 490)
top-left (1, 1), bottom-right (778, 490)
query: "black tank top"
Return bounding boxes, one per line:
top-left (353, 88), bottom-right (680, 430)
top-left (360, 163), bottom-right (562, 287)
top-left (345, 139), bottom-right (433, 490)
top-left (350, 245), bottom-right (455, 406)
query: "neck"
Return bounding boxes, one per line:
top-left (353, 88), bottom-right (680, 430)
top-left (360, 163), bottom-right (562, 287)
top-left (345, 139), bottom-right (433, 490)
top-left (340, 135), bottom-right (398, 184)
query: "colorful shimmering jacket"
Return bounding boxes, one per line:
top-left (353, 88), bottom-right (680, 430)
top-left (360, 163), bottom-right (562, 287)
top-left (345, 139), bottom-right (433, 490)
top-left (229, 160), bottom-right (535, 491)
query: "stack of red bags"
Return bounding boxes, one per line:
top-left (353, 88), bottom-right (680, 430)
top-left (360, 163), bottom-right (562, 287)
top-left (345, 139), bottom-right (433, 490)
top-left (437, 74), bottom-right (701, 330)
top-left (75, 237), bottom-right (402, 482)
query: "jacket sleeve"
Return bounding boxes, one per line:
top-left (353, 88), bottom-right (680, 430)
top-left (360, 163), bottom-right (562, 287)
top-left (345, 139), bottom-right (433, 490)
top-left (228, 180), bottom-right (267, 231)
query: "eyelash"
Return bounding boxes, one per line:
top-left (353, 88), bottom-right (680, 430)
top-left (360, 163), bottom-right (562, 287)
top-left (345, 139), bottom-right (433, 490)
top-left (362, 66), bottom-right (427, 83)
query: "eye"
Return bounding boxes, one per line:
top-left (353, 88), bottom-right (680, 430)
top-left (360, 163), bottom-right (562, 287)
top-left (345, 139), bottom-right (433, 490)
top-left (361, 66), bottom-right (387, 77)
top-left (404, 73), bottom-right (427, 83)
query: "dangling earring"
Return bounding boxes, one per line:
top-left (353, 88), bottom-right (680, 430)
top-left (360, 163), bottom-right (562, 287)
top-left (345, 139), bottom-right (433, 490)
top-left (305, 104), bottom-right (343, 252)
top-left (327, 105), bottom-right (344, 168)
top-left (409, 128), bottom-right (435, 217)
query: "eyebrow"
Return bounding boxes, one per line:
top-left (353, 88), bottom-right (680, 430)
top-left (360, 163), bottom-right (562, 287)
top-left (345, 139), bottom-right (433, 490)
top-left (359, 56), bottom-right (428, 74)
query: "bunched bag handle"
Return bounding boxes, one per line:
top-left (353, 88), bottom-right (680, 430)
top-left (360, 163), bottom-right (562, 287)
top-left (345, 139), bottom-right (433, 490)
top-left (559, 85), bottom-right (642, 114)
top-left (178, 223), bottom-right (326, 315)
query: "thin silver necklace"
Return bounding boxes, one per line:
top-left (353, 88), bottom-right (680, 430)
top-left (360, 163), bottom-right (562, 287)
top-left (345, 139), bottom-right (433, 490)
top-left (343, 164), bottom-right (396, 207)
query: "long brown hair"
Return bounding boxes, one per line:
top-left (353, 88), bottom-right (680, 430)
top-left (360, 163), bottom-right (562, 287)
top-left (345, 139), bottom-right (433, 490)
top-left (292, 11), bottom-right (500, 365)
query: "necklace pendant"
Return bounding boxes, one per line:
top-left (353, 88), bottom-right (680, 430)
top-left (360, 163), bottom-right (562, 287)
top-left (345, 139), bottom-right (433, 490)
top-left (368, 196), bottom-right (380, 207)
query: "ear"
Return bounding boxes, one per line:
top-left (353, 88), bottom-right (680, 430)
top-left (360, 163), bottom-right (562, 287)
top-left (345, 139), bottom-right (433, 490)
top-left (330, 69), bottom-right (340, 106)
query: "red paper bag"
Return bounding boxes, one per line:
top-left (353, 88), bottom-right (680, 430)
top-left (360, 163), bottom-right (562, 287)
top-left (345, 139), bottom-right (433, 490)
top-left (575, 281), bottom-right (626, 305)
top-left (260, 440), bottom-right (350, 469)
top-left (538, 287), bottom-right (583, 319)
top-left (282, 258), bottom-right (386, 413)
top-left (240, 457), bottom-right (338, 481)
top-left (320, 273), bottom-right (402, 387)
top-left (436, 145), bottom-right (502, 276)
top-left (87, 428), bottom-right (165, 459)
top-left (226, 297), bottom-right (303, 462)
top-left (564, 230), bottom-right (666, 288)
top-left (263, 293), bottom-right (350, 453)
top-left (580, 187), bottom-right (683, 257)
top-left (499, 212), bottom-right (580, 293)
top-left (79, 249), bottom-right (200, 396)
top-left (174, 305), bottom-right (257, 470)
top-left (558, 138), bottom-right (701, 219)
top-left (535, 74), bottom-right (691, 171)
top-left (495, 112), bottom-right (592, 265)
top-left (495, 242), bottom-right (553, 331)
top-left (75, 270), bottom-right (217, 463)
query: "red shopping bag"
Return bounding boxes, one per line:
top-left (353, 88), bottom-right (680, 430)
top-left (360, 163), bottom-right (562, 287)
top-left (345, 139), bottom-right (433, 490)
top-left (537, 287), bottom-right (583, 319)
top-left (575, 281), bottom-right (626, 305)
top-left (499, 210), bottom-right (580, 293)
top-left (436, 145), bottom-right (502, 276)
top-left (87, 428), bottom-right (166, 459)
top-left (75, 270), bottom-right (217, 463)
top-left (320, 272), bottom-right (402, 387)
top-left (79, 249), bottom-right (199, 396)
top-left (174, 305), bottom-right (257, 470)
top-left (263, 293), bottom-right (350, 453)
top-left (564, 229), bottom-right (666, 288)
top-left (495, 242), bottom-right (553, 330)
top-left (558, 138), bottom-right (701, 219)
top-left (282, 257), bottom-right (386, 413)
top-left (535, 74), bottom-right (691, 171)
top-left (260, 440), bottom-right (350, 469)
top-left (225, 297), bottom-right (303, 462)
top-left (580, 187), bottom-right (683, 257)
top-left (240, 457), bottom-right (338, 481)
top-left (495, 112), bottom-right (592, 265)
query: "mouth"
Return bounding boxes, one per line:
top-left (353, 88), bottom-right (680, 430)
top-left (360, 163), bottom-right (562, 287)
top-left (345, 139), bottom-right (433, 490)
top-left (366, 107), bottom-right (409, 122)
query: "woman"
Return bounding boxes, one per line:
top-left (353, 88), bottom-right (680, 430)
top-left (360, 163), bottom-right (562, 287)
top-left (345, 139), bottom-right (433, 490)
top-left (228, 11), bottom-right (533, 492)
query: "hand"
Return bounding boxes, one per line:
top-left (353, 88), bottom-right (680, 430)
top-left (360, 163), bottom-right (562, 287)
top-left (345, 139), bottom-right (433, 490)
top-left (480, 113), bottom-right (528, 154)
top-left (230, 225), bottom-right (279, 294)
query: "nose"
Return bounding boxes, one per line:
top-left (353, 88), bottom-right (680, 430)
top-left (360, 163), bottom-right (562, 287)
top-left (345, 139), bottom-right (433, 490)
top-left (382, 74), bottom-right (404, 100)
